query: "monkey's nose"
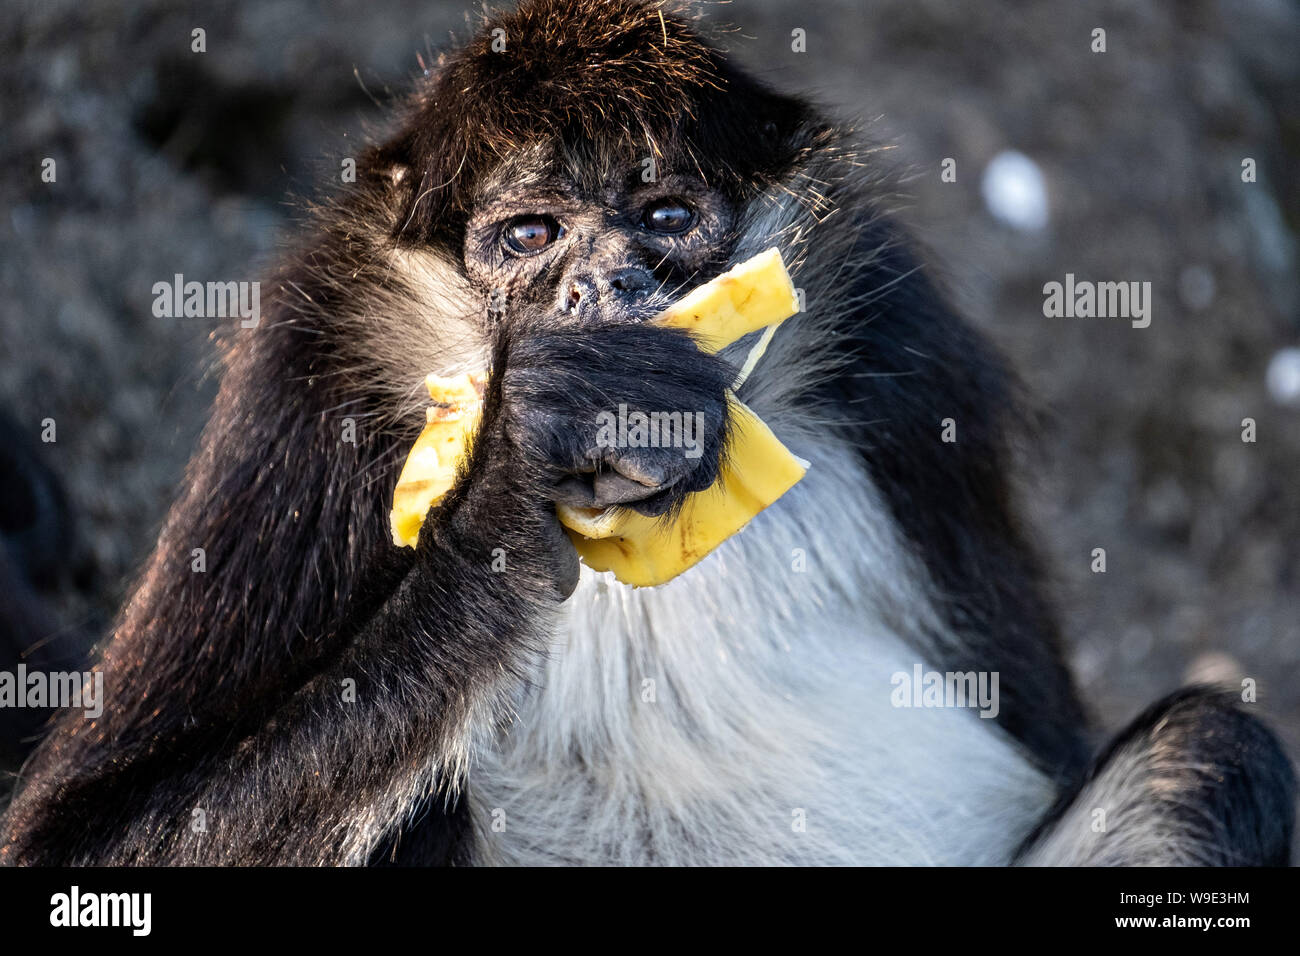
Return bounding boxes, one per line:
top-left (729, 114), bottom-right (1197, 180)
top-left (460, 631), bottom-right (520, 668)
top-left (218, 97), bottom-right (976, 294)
top-left (562, 279), bottom-right (593, 315)
top-left (605, 266), bottom-right (655, 298)
top-left (560, 267), bottom-right (656, 316)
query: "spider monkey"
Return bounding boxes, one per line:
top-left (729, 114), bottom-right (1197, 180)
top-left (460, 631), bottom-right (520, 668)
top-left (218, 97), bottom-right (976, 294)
top-left (1, 0), bottom-right (1292, 865)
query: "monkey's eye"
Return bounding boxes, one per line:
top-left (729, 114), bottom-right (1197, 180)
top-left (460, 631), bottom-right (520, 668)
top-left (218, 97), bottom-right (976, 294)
top-left (641, 198), bottom-right (695, 234)
top-left (502, 215), bottom-right (563, 255)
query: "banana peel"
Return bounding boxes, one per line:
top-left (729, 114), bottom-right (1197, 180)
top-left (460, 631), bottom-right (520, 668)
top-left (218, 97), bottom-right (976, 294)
top-left (389, 247), bottom-right (806, 587)
top-left (389, 372), bottom-right (485, 548)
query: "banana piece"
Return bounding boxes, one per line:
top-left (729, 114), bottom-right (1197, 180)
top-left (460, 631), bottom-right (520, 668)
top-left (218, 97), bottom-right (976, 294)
top-left (389, 248), bottom-right (806, 588)
top-left (654, 246), bottom-right (800, 352)
top-left (389, 372), bottom-right (485, 547)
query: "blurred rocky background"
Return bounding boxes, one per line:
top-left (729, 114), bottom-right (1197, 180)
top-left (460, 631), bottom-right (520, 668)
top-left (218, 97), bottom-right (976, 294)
top-left (1, 0), bottom-right (1297, 767)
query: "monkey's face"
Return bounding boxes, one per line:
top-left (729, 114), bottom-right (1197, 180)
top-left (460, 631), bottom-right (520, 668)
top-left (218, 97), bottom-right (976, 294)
top-left (341, 1), bottom-right (836, 433)
top-left (461, 151), bottom-right (737, 325)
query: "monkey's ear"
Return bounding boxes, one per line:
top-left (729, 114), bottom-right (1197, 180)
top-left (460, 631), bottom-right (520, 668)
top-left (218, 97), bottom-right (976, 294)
top-left (358, 136), bottom-right (418, 230)
top-left (380, 159), bottom-right (414, 190)
top-left (365, 137), bottom-right (415, 190)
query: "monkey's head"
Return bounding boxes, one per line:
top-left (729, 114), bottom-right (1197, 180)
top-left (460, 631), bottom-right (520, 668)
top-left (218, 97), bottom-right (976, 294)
top-left (311, 0), bottom-right (857, 441)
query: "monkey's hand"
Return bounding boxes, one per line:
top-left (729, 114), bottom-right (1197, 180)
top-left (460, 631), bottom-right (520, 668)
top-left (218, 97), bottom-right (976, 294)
top-left (417, 319), bottom-right (734, 601)
top-left (501, 321), bottom-right (734, 514)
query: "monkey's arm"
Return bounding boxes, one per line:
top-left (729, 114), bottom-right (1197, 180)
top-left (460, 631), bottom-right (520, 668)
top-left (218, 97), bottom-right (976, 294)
top-left (110, 475), bottom-right (568, 865)
top-left (0, 352), bottom-right (555, 864)
top-left (0, 320), bottom-right (732, 865)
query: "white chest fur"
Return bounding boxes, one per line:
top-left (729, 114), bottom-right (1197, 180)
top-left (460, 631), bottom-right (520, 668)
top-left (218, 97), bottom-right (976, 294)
top-left (468, 438), bottom-right (1054, 865)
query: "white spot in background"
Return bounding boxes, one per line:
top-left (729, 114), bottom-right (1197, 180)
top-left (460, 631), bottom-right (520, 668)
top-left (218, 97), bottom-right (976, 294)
top-left (1266, 347), bottom-right (1300, 407)
top-left (1177, 265), bottom-right (1215, 311)
top-left (980, 150), bottom-right (1049, 232)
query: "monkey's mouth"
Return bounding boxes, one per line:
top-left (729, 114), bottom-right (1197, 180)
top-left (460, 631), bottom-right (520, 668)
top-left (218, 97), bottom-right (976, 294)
top-left (553, 460), bottom-right (683, 513)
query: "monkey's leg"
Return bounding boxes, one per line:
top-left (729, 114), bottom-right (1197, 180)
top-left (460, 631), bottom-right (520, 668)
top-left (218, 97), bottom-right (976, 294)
top-left (1014, 688), bottom-right (1295, 866)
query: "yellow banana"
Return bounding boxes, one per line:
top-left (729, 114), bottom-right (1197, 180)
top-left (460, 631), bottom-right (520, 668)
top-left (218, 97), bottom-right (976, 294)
top-left (389, 248), bottom-right (806, 587)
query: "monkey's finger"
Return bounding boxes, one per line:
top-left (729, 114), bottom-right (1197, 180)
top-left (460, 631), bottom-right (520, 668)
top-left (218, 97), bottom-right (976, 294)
top-left (591, 469), bottom-right (682, 507)
top-left (551, 475), bottom-right (598, 507)
top-left (599, 447), bottom-right (673, 487)
top-left (539, 509), bottom-right (580, 601)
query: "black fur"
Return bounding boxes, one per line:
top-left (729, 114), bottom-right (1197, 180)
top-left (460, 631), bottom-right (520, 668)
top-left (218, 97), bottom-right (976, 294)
top-left (1015, 688), bottom-right (1295, 865)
